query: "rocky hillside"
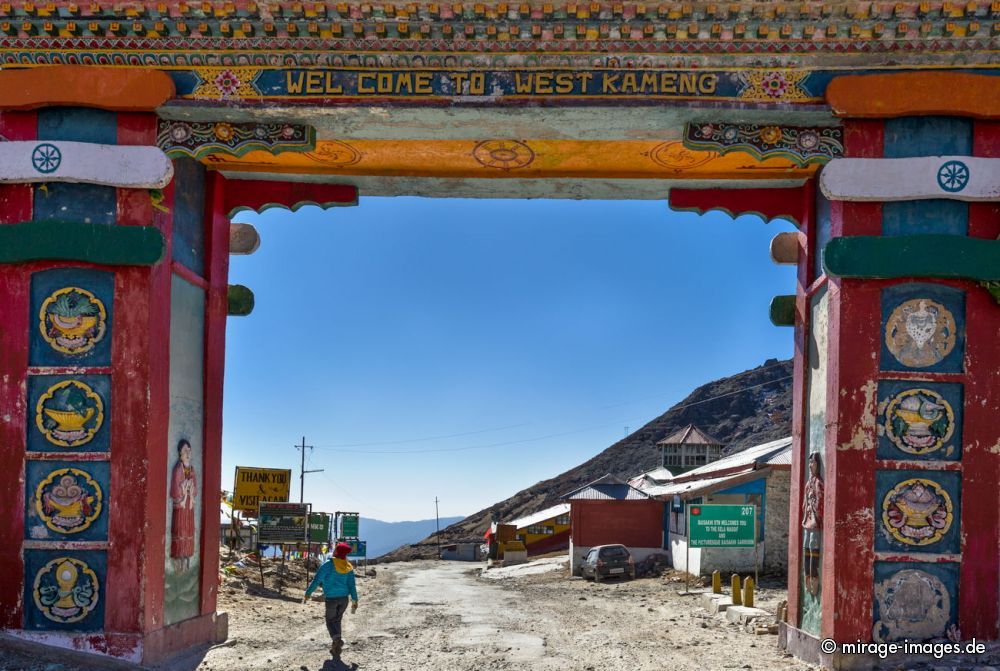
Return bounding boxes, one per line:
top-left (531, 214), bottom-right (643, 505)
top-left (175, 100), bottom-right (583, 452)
top-left (378, 358), bottom-right (793, 561)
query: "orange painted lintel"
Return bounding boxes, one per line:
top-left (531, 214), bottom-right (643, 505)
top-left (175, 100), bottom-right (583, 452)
top-left (827, 72), bottom-right (1000, 120)
top-left (0, 65), bottom-right (176, 112)
top-left (201, 140), bottom-right (818, 181)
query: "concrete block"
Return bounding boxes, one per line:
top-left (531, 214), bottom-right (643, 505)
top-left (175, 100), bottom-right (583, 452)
top-left (700, 593), bottom-right (733, 614)
top-left (725, 605), bottom-right (769, 625)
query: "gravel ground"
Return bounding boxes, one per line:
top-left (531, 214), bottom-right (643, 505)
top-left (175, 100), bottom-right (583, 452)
top-left (1, 559), bottom-right (815, 671)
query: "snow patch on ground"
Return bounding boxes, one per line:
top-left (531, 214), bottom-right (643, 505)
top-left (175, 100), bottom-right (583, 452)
top-left (481, 557), bottom-right (568, 580)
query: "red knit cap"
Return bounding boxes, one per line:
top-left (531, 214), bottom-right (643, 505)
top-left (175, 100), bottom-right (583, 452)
top-left (334, 542), bottom-right (352, 558)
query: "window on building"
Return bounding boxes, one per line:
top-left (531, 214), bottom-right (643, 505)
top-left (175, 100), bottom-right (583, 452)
top-left (554, 515), bottom-right (570, 526)
top-left (526, 525), bottom-right (554, 535)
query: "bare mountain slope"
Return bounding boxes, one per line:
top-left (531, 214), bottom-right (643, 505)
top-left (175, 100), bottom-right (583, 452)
top-left (379, 358), bottom-right (793, 561)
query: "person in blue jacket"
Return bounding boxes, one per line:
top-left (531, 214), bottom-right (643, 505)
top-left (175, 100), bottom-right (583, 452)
top-left (303, 542), bottom-right (359, 658)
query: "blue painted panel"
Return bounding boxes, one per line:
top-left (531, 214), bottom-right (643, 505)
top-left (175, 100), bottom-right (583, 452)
top-left (883, 117), bottom-right (972, 158)
top-left (29, 268), bottom-right (114, 367)
top-left (24, 549), bottom-right (106, 631)
top-left (25, 460), bottom-right (109, 541)
top-left (877, 381), bottom-right (963, 462)
top-left (171, 158), bottom-right (206, 276)
top-left (27, 375), bottom-right (110, 453)
top-left (813, 190), bottom-right (832, 280)
top-left (717, 479), bottom-right (766, 496)
top-left (873, 561), bottom-right (959, 642)
top-left (37, 108), bottom-right (118, 145)
top-left (874, 469), bottom-right (961, 554)
top-left (880, 283), bottom-right (965, 374)
top-left (882, 201), bottom-right (968, 237)
top-left (34, 183), bottom-right (117, 226)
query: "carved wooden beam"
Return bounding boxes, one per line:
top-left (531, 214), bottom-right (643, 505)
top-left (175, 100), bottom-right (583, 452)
top-left (826, 72), bottom-right (1000, 120)
top-left (0, 65), bottom-right (175, 111)
top-left (222, 178), bottom-right (358, 217)
top-left (0, 141), bottom-right (173, 188)
top-left (0, 221), bottom-right (164, 265)
top-left (668, 185), bottom-right (810, 226)
top-left (769, 295), bottom-right (796, 327)
top-left (821, 157), bottom-right (999, 202)
top-left (229, 223), bottom-right (261, 255)
top-left (227, 285), bottom-right (255, 316)
top-left (824, 235), bottom-right (1000, 282)
top-left (770, 232), bottom-right (801, 265)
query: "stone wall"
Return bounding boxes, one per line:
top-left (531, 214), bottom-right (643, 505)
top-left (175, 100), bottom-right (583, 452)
top-left (764, 469), bottom-right (790, 574)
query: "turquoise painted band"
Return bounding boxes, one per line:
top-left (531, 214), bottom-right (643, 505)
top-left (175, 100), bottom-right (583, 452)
top-left (824, 235), bottom-right (1000, 281)
top-left (0, 221), bottom-right (164, 266)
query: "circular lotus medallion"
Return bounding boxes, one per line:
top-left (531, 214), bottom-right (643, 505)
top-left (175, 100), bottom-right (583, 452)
top-left (32, 556), bottom-right (100, 624)
top-left (646, 141), bottom-right (718, 170)
top-left (884, 298), bottom-right (957, 369)
top-left (35, 380), bottom-right (105, 448)
top-left (881, 478), bottom-right (953, 546)
top-left (39, 287), bottom-right (107, 356)
top-left (304, 141), bottom-right (362, 167)
top-left (35, 468), bottom-right (103, 534)
top-left (883, 388), bottom-right (955, 456)
top-left (472, 140), bottom-right (536, 171)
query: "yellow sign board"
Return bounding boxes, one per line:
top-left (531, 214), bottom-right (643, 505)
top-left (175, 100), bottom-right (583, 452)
top-left (233, 467), bottom-right (292, 515)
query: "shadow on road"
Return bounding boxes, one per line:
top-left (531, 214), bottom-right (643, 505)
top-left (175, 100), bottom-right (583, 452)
top-left (319, 660), bottom-right (358, 671)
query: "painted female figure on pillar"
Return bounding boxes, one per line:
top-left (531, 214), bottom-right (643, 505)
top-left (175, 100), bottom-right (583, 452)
top-left (170, 439), bottom-right (197, 571)
top-left (802, 453), bottom-right (824, 597)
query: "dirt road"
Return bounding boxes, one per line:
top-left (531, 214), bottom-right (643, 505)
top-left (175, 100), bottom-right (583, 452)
top-left (192, 560), bottom-right (813, 671)
top-left (0, 560), bottom-right (815, 671)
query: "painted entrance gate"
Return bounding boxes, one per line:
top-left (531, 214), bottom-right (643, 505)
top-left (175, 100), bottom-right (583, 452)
top-left (0, 4), bottom-right (997, 668)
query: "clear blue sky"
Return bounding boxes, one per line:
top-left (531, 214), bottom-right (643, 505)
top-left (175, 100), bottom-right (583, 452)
top-left (222, 196), bottom-right (798, 522)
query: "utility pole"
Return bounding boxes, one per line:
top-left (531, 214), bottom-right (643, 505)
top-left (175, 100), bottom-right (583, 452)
top-left (295, 436), bottom-right (324, 503)
top-left (435, 497), bottom-right (441, 559)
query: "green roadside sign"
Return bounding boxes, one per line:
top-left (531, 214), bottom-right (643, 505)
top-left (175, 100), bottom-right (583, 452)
top-left (308, 512), bottom-right (331, 543)
top-left (687, 503), bottom-right (757, 548)
top-left (340, 514), bottom-right (360, 538)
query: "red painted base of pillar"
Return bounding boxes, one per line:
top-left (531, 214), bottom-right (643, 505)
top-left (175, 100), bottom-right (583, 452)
top-left (1, 612), bottom-right (228, 666)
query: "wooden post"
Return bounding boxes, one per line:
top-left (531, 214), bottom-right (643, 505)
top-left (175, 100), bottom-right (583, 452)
top-left (731, 574), bottom-right (742, 606)
top-left (712, 570), bottom-right (721, 594)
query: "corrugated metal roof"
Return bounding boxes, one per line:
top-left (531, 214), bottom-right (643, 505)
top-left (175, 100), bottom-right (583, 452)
top-left (643, 468), bottom-right (765, 500)
top-left (509, 503), bottom-right (571, 529)
top-left (627, 466), bottom-right (674, 489)
top-left (657, 424), bottom-right (723, 447)
top-left (674, 436), bottom-right (791, 480)
top-left (562, 474), bottom-right (651, 501)
top-left (763, 446), bottom-right (792, 468)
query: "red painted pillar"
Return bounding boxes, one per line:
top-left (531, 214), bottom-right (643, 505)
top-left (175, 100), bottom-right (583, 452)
top-left (790, 101), bottom-right (1000, 664)
top-left (0, 104), bottom-right (227, 663)
top-left (821, 121), bottom-right (883, 643)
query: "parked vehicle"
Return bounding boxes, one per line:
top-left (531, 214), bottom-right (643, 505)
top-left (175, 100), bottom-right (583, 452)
top-left (581, 544), bottom-right (635, 582)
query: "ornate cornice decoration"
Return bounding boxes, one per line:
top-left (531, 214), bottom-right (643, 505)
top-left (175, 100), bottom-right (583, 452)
top-left (684, 122), bottom-right (843, 166)
top-left (157, 119), bottom-right (316, 159)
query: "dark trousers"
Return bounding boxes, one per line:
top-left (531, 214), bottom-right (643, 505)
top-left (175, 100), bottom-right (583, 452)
top-left (324, 597), bottom-right (350, 641)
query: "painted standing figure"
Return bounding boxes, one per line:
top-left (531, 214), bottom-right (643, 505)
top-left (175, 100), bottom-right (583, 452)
top-left (170, 439), bottom-right (197, 571)
top-left (304, 542), bottom-right (360, 659)
top-left (802, 452), bottom-right (824, 596)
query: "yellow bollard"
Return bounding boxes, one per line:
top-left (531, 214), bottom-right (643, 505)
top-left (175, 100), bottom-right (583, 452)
top-left (731, 574), bottom-right (742, 606)
top-left (712, 570), bottom-right (721, 594)
top-left (743, 576), bottom-right (755, 608)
